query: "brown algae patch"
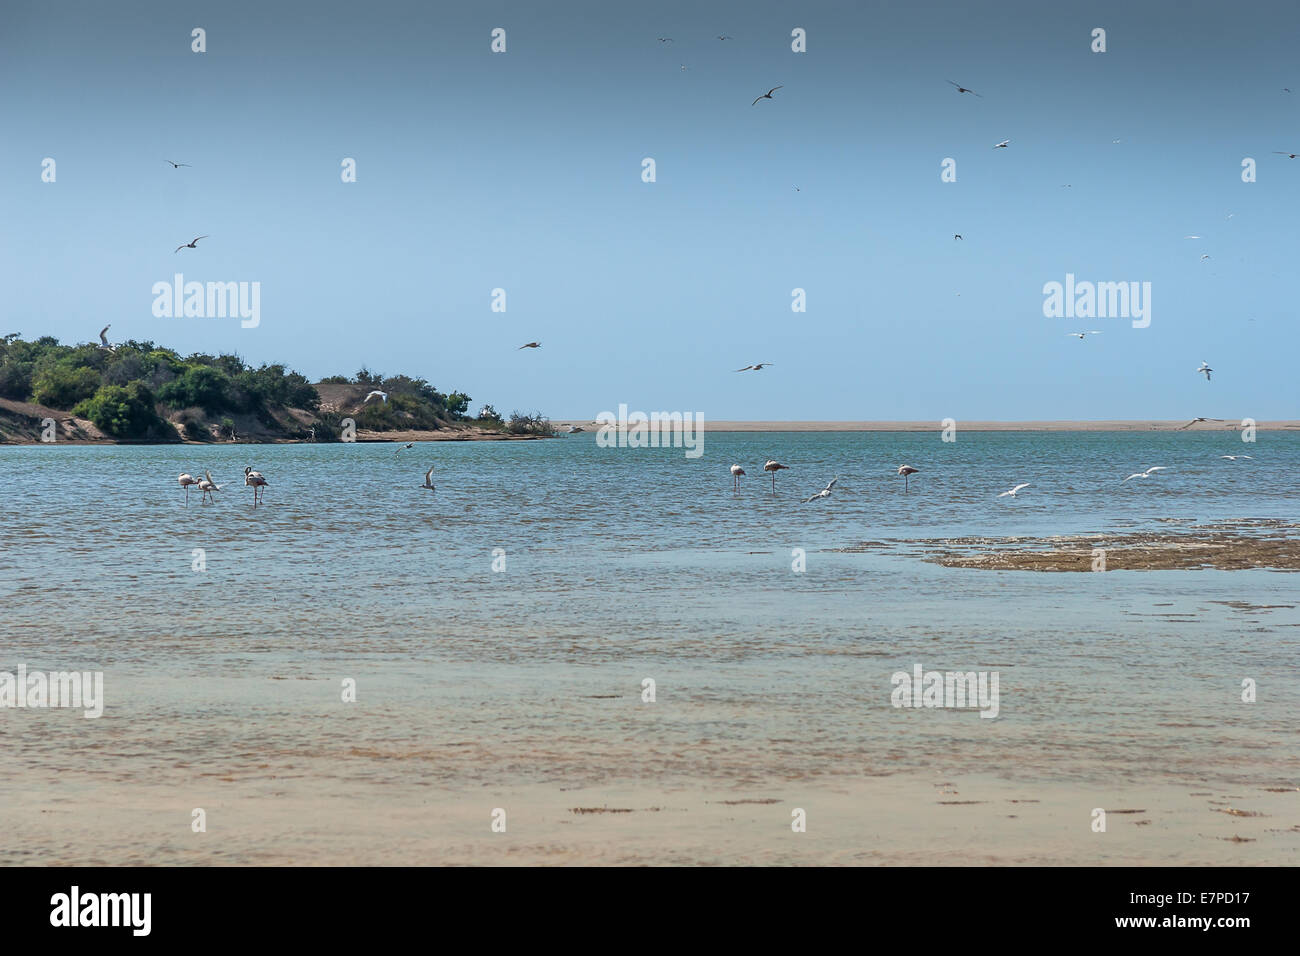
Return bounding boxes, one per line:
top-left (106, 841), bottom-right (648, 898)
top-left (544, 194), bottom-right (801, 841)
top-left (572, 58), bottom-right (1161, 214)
top-left (914, 523), bottom-right (1300, 572)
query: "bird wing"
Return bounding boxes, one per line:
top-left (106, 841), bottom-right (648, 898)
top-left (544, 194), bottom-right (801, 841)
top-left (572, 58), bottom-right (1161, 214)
top-left (1121, 474), bottom-right (1142, 482)
top-left (425, 467), bottom-right (434, 482)
top-left (174, 244), bottom-right (187, 253)
top-left (751, 95), bottom-right (764, 105)
top-left (734, 366), bottom-right (754, 372)
top-left (194, 236), bottom-right (208, 243)
top-left (1012, 483), bottom-right (1029, 493)
top-left (825, 476), bottom-right (839, 491)
top-left (1145, 466), bottom-right (1167, 473)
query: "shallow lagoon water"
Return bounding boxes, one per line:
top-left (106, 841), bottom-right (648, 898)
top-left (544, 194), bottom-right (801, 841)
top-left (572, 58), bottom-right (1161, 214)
top-left (1, 431), bottom-right (1296, 864)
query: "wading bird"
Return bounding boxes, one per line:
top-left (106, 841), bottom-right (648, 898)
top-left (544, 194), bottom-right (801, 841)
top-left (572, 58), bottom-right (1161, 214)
top-left (752, 85), bottom-right (783, 106)
top-left (1197, 362), bottom-right (1213, 381)
top-left (946, 80), bottom-right (982, 97)
top-left (803, 476), bottom-right (839, 503)
top-left (518, 341), bottom-right (541, 349)
top-left (178, 472), bottom-right (200, 504)
top-left (730, 464), bottom-right (746, 491)
top-left (174, 235), bottom-right (208, 253)
top-left (1067, 330), bottom-right (1102, 339)
top-left (165, 160), bottom-right (190, 168)
top-left (897, 464), bottom-right (919, 491)
top-left (763, 459), bottom-right (789, 492)
top-left (997, 483), bottom-right (1029, 498)
top-left (243, 466), bottom-right (268, 505)
top-left (364, 390), bottom-right (387, 403)
top-left (422, 466), bottom-right (436, 490)
top-left (1121, 466), bottom-right (1168, 483)
top-left (198, 470), bottom-right (222, 504)
top-left (734, 363), bottom-right (773, 372)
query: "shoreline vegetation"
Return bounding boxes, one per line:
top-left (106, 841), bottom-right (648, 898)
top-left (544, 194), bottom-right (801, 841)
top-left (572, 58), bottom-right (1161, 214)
top-left (0, 333), bottom-right (552, 444)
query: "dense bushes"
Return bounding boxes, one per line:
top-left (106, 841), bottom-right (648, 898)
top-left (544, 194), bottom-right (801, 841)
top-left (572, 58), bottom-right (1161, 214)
top-left (74, 383), bottom-right (176, 440)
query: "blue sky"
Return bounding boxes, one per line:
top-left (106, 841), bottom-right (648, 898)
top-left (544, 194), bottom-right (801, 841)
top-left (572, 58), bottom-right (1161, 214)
top-left (2, 0), bottom-right (1297, 420)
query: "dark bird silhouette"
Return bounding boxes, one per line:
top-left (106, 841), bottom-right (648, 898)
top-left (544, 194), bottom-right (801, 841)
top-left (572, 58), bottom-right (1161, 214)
top-left (752, 86), bottom-right (783, 106)
top-left (946, 80), bottom-right (982, 97)
top-left (174, 235), bottom-right (208, 252)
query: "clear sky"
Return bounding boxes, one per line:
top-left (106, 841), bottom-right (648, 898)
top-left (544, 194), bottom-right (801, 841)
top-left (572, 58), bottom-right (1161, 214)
top-left (2, 0), bottom-right (1297, 420)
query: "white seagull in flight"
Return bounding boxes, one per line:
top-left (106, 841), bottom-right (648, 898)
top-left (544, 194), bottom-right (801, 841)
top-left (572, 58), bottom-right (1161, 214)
top-left (992, 139), bottom-right (1010, 149)
top-left (1067, 331), bottom-right (1102, 339)
top-left (1197, 362), bottom-right (1213, 380)
top-left (997, 483), bottom-right (1030, 498)
top-left (1121, 466), bottom-right (1168, 483)
top-left (364, 390), bottom-right (387, 403)
top-left (802, 476), bottom-right (840, 503)
top-left (1220, 455), bottom-right (1253, 461)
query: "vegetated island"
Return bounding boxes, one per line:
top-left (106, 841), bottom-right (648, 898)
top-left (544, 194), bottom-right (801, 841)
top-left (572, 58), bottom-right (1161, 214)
top-left (0, 333), bottom-right (552, 444)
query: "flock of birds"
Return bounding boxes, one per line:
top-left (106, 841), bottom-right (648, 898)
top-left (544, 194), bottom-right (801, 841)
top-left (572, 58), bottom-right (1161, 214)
top-left (176, 466), bottom-right (267, 506)
top-left (723, 453), bottom-right (1256, 502)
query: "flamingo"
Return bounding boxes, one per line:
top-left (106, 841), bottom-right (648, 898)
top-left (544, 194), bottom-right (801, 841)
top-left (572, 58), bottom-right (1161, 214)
top-left (897, 464), bottom-right (919, 491)
top-left (243, 466), bottom-right (268, 505)
top-left (178, 472), bottom-right (200, 505)
top-left (198, 470), bottom-right (222, 504)
top-left (730, 464), bottom-right (746, 491)
top-left (763, 460), bottom-right (789, 492)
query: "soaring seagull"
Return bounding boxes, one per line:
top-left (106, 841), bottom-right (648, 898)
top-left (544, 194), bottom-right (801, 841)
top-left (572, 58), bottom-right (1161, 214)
top-left (1197, 362), bottom-right (1213, 381)
top-left (992, 139), bottom-right (1010, 149)
top-left (98, 325), bottom-right (112, 348)
top-left (518, 341), bottom-right (541, 349)
top-left (363, 390), bottom-right (388, 403)
top-left (1121, 466), bottom-right (1168, 483)
top-left (803, 476), bottom-right (840, 503)
top-left (946, 80), bottom-right (982, 97)
top-left (174, 235), bottom-right (208, 252)
top-left (165, 160), bottom-right (190, 168)
top-left (1067, 331), bottom-right (1102, 339)
top-left (997, 483), bottom-right (1030, 498)
top-left (421, 466), bottom-right (436, 490)
top-left (1275, 151), bottom-right (1299, 159)
top-left (735, 363), bottom-right (773, 372)
top-left (752, 86), bottom-right (783, 106)
top-left (1178, 417), bottom-right (1224, 429)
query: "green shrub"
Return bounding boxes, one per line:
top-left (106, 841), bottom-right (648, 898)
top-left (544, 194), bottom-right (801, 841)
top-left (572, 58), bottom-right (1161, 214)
top-left (74, 383), bottom-right (177, 440)
top-left (31, 366), bottom-right (101, 408)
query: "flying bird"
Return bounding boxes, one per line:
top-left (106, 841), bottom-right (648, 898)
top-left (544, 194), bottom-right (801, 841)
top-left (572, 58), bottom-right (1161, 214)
top-left (1067, 331), bottom-right (1102, 339)
top-left (717, 35), bottom-right (733, 41)
top-left (97, 325), bottom-right (113, 349)
top-left (897, 464), bottom-right (919, 492)
top-left (953, 234), bottom-right (963, 240)
top-left (752, 86), bottom-right (783, 106)
top-left (1197, 362), bottom-right (1213, 381)
top-left (656, 37), bottom-right (673, 43)
top-left (1274, 151), bottom-right (1298, 159)
top-left (178, 472), bottom-right (200, 505)
top-left (992, 140), bottom-right (1010, 149)
top-left (174, 235), bottom-right (208, 253)
top-left (421, 466), bottom-right (436, 490)
top-left (802, 476), bottom-right (840, 503)
top-left (243, 466), bottom-right (269, 506)
top-left (1121, 466), bottom-right (1168, 483)
top-left (734, 363), bottom-right (773, 372)
top-left (1183, 235), bottom-right (1202, 239)
top-left (1200, 254), bottom-right (1212, 261)
top-left (997, 483), bottom-right (1030, 498)
top-left (1220, 455), bottom-right (1253, 461)
top-left (165, 160), bottom-right (190, 168)
top-left (946, 80), bottom-right (982, 97)
top-left (730, 464), bottom-right (746, 491)
top-left (363, 390), bottom-right (388, 403)
top-left (395, 442), bottom-right (415, 455)
top-left (1178, 417), bottom-right (1224, 429)
top-left (763, 459), bottom-right (790, 493)
top-left (518, 342), bottom-right (541, 349)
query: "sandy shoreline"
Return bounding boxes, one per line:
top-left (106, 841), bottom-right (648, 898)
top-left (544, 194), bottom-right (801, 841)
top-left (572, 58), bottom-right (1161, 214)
top-left (557, 419), bottom-right (1299, 432)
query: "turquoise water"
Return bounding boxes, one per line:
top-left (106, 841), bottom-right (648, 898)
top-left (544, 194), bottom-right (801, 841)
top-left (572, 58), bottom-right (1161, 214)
top-left (0, 431), bottom-right (1296, 861)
